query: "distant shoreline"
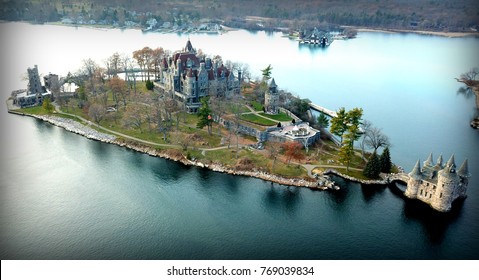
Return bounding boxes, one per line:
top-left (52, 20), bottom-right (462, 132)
top-left (347, 26), bottom-right (478, 38)
top-left (3, 20), bottom-right (477, 39)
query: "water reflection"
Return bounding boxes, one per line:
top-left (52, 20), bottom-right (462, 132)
top-left (149, 157), bottom-right (192, 182)
top-left (402, 197), bottom-right (464, 245)
top-left (325, 175), bottom-right (351, 206)
top-left (261, 184), bottom-right (301, 214)
top-left (360, 184), bottom-right (386, 203)
top-left (456, 86), bottom-right (475, 99)
top-left (90, 140), bottom-right (111, 159)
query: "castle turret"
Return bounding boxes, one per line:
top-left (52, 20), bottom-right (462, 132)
top-left (269, 78), bottom-right (278, 93)
top-left (424, 153), bottom-right (434, 167)
top-left (431, 155), bottom-right (460, 212)
top-left (434, 155), bottom-right (443, 169)
top-left (405, 160), bottom-right (422, 199)
top-left (184, 39), bottom-right (195, 53)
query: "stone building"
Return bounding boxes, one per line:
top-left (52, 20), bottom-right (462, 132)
top-left (14, 65), bottom-right (52, 108)
top-left (44, 73), bottom-right (60, 96)
top-left (404, 154), bottom-right (470, 212)
top-left (155, 39), bottom-right (241, 113)
top-left (264, 78), bottom-right (279, 114)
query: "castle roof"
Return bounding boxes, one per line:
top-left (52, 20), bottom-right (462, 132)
top-left (434, 154), bottom-right (443, 169)
top-left (409, 160), bottom-right (423, 179)
top-left (438, 155), bottom-right (459, 180)
top-left (445, 154), bottom-right (456, 168)
top-left (217, 64), bottom-right (230, 78)
top-left (207, 69), bottom-right (215, 80)
top-left (458, 159), bottom-right (470, 178)
top-left (424, 153), bottom-right (434, 167)
top-left (173, 53), bottom-right (200, 70)
top-left (270, 78), bottom-right (277, 88)
top-left (185, 39), bottom-right (194, 53)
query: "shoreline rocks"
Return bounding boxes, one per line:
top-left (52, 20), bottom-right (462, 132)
top-left (12, 112), bottom-right (392, 189)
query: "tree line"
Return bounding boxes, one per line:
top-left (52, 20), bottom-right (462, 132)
top-left (1, 0), bottom-right (477, 33)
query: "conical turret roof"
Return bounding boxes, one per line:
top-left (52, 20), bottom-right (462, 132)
top-left (458, 159), bottom-right (470, 178)
top-left (424, 153), bottom-right (434, 167)
top-left (409, 160), bottom-right (423, 179)
top-left (434, 155), bottom-right (443, 169)
top-left (446, 154), bottom-right (456, 168)
top-left (270, 78), bottom-right (277, 88)
top-left (185, 39), bottom-right (194, 52)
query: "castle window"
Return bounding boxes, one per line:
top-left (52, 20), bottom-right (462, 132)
top-left (440, 193), bottom-right (443, 198)
top-left (430, 194), bottom-right (432, 198)
top-left (420, 189), bottom-right (423, 195)
top-left (433, 185), bottom-right (436, 190)
top-left (426, 183), bottom-right (429, 187)
top-left (442, 184), bottom-right (445, 188)
top-left (425, 192), bottom-right (428, 197)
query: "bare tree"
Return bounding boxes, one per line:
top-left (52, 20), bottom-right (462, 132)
top-left (122, 103), bottom-right (145, 132)
top-left (109, 76), bottom-right (128, 108)
top-left (210, 93), bottom-right (227, 135)
top-left (88, 103), bottom-right (106, 124)
top-left (81, 58), bottom-right (98, 95)
top-left (362, 121), bottom-right (391, 154)
top-left (460, 67), bottom-right (479, 83)
top-left (267, 141), bottom-right (281, 172)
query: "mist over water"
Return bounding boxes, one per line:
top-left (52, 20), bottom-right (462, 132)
top-left (1, 22), bottom-right (478, 259)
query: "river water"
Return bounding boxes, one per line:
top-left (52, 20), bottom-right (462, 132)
top-left (0, 22), bottom-right (478, 259)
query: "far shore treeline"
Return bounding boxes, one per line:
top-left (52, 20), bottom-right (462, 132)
top-left (1, 0), bottom-right (478, 34)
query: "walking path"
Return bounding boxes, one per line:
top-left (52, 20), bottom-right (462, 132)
top-left (53, 103), bottom-right (242, 152)
top-left (243, 104), bottom-right (294, 126)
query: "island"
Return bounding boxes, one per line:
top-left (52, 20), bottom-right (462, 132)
top-left (6, 38), bottom-right (471, 212)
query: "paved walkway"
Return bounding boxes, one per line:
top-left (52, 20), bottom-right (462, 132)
top-left (243, 104), bottom-right (293, 126)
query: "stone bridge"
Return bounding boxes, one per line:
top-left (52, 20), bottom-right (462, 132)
top-left (384, 173), bottom-right (409, 184)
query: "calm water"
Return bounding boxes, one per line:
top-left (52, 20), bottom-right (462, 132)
top-left (0, 22), bottom-right (478, 259)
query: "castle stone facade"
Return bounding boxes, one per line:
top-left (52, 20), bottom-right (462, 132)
top-left (14, 65), bottom-right (52, 108)
top-left (156, 39), bottom-right (241, 113)
top-left (404, 154), bottom-right (470, 212)
top-left (264, 78), bottom-right (279, 114)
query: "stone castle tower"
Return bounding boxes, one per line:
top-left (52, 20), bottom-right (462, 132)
top-left (404, 154), bottom-right (470, 212)
top-left (264, 78), bottom-right (279, 114)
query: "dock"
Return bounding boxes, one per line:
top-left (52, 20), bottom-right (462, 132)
top-left (309, 103), bottom-right (337, 118)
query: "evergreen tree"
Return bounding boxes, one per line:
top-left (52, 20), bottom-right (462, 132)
top-left (363, 152), bottom-right (381, 179)
top-left (261, 64), bottom-right (273, 81)
top-left (379, 146), bottom-right (392, 173)
top-left (197, 97), bottom-right (212, 135)
top-left (145, 79), bottom-right (154, 90)
top-left (317, 113), bottom-right (329, 128)
top-left (330, 107), bottom-right (348, 142)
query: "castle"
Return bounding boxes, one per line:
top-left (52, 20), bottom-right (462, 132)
top-left (264, 78), bottom-right (279, 114)
top-left (14, 65), bottom-right (52, 108)
top-left (404, 154), bottom-right (470, 212)
top-left (155, 39), bottom-right (241, 113)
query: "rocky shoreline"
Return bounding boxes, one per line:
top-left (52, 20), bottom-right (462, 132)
top-left (12, 111), bottom-right (326, 189)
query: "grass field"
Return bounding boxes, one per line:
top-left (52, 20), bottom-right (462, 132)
top-left (260, 112), bottom-right (292, 121)
top-left (240, 113), bottom-right (276, 126)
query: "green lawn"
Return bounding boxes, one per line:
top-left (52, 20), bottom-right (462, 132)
top-left (240, 113), bottom-right (276, 126)
top-left (260, 112), bottom-right (292, 121)
top-left (16, 105), bottom-right (50, 115)
top-left (250, 100), bottom-right (264, 111)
